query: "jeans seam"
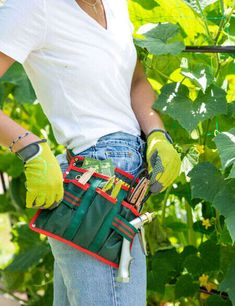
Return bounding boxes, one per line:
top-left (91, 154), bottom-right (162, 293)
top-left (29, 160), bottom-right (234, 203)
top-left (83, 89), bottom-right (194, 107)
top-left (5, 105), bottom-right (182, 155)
top-left (110, 266), bottom-right (119, 306)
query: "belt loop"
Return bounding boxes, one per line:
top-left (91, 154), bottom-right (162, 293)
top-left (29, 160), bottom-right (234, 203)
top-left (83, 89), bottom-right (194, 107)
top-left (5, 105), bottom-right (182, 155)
top-left (66, 148), bottom-right (75, 163)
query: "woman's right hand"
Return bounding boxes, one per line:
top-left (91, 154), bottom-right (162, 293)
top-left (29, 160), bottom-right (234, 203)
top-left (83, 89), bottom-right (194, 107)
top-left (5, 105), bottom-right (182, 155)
top-left (17, 141), bottom-right (64, 209)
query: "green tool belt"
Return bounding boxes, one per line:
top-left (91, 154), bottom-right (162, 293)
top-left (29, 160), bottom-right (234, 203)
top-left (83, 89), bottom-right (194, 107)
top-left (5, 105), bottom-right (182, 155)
top-left (29, 150), bottom-right (146, 268)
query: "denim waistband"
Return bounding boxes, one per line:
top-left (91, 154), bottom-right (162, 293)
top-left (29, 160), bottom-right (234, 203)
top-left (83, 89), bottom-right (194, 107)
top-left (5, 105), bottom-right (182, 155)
top-left (96, 132), bottom-right (145, 147)
top-left (66, 132), bottom-right (146, 163)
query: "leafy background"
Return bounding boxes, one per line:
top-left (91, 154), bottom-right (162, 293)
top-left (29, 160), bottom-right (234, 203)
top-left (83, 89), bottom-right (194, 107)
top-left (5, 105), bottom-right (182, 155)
top-left (0, 0), bottom-right (235, 305)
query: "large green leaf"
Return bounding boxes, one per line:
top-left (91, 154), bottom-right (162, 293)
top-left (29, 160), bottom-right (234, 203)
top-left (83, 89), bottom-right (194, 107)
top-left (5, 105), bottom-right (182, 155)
top-left (189, 163), bottom-right (235, 241)
top-left (153, 83), bottom-right (227, 132)
top-left (148, 248), bottom-right (181, 294)
top-left (181, 64), bottom-right (214, 92)
top-left (0, 62), bottom-right (36, 104)
top-left (183, 254), bottom-right (203, 276)
top-left (213, 180), bottom-right (235, 241)
top-left (0, 153), bottom-right (24, 177)
top-left (175, 274), bottom-right (199, 298)
top-left (0, 83), bottom-right (14, 108)
top-left (214, 128), bottom-right (235, 179)
top-left (206, 295), bottom-right (232, 306)
top-left (219, 261), bottom-right (235, 305)
top-left (135, 23), bottom-right (185, 55)
top-left (128, 0), bottom-right (207, 43)
top-left (5, 244), bottom-right (50, 272)
top-left (189, 162), bottom-right (224, 202)
top-left (147, 54), bottom-right (181, 85)
top-left (198, 239), bottom-right (220, 272)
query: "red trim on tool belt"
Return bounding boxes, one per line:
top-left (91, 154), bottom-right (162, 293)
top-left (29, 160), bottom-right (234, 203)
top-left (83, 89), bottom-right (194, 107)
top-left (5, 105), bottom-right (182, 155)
top-left (115, 167), bottom-right (134, 180)
top-left (63, 178), bottom-right (90, 190)
top-left (70, 166), bottom-right (111, 180)
top-left (122, 201), bottom-right (140, 216)
top-left (29, 210), bottom-right (119, 269)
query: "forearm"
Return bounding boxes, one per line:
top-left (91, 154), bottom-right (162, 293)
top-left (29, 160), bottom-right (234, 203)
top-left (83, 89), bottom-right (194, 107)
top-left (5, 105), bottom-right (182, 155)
top-left (0, 110), bottom-right (40, 152)
top-left (130, 78), bottom-right (165, 136)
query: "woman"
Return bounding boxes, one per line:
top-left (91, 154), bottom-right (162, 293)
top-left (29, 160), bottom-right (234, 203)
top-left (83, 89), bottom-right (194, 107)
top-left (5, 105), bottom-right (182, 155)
top-left (0, 0), bottom-right (181, 305)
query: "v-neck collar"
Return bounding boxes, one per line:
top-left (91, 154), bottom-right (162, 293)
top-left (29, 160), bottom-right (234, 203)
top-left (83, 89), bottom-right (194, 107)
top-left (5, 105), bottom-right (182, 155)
top-left (73, 0), bottom-right (109, 32)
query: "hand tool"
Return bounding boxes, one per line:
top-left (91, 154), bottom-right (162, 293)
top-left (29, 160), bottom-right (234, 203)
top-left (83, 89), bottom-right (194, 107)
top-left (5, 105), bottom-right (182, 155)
top-left (115, 212), bottom-right (157, 283)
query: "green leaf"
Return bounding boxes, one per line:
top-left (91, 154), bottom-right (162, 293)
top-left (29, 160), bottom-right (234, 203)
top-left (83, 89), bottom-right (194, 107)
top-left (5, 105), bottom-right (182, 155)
top-left (183, 254), bottom-right (203, 276)
top-left (11, 223), bottom-right (42, 251)
top-left (0, 83), bottom-right (15, 108)
top-left (189, 162), bottom-right (224, 202)
top-left (227, 103), bottom-right (235, 117)
top-left (219, 261), bottom-right (235, 305)
top-left (189, 163), bottom-right (235, 241)
top-left (148, 248), bottom-right (181, 294)
top-left (214, 128), bottom-right (235, 179)
top-left (213, 180), bottom-right (235, 241)
top-left (1, 271), bottom-right (25, 291)
top-left (205, 295), bottom-right (232, 306)
top-left (153, 83), bottom-right (227, 132)
top-left (5, 244), bottom-right (50, 272)
top-left (175, 274), bottom-right (199, 298)
top-left (199, 239), bottom-right (220, 272)
top-left (9, 176), bottom-right (26, 210)
top-left (148, 54), bottom-right (181, 85)
top-left (0, 153), bottom-right (24, 177)
top-left (219, 226), bottom-right (233, 245)
top-left (0, 62), bottom-right (36, 104)
top-left (181, 64), bottom-right (214, 92)
top-left (179, 245), bottom-right (198, 266)
top-left (128, 0), bottom-right (207, 43)
top-left (135, 23), bottom-right (185, 55)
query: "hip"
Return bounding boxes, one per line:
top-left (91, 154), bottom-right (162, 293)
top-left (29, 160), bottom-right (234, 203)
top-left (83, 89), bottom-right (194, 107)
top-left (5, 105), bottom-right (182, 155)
top-left (57, 131), bottom-right (146, 176)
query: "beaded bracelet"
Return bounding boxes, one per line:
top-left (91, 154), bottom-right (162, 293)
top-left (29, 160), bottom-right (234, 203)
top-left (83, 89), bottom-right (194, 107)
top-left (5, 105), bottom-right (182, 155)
top-left (8, 131), bottom-right (32, 152)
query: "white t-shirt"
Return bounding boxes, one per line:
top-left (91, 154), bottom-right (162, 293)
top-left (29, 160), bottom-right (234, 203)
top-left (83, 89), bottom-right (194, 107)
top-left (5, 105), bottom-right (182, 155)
top-left (0, 0), bottom-right (140, 154)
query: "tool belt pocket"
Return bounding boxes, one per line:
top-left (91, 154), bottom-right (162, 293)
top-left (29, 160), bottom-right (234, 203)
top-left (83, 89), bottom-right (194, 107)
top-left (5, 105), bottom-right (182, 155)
top-left (29, 155), bottom-right (143, 268)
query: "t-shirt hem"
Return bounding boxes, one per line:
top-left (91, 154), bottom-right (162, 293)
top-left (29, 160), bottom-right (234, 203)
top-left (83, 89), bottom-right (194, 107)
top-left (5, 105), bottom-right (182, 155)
top-left (0, 41), bottom-right (27, 64)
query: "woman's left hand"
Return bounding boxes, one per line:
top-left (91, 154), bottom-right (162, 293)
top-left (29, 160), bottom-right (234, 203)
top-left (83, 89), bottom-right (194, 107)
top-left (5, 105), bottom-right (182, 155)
top-left (146, 129), bottom-right (181, 193)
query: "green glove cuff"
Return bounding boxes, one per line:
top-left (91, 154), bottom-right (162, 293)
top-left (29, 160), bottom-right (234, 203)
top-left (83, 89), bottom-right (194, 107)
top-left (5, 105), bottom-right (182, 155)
top-left (147, 129), bottom-right (173, 144)
top-left (15, 139), bottom-right (47, 163)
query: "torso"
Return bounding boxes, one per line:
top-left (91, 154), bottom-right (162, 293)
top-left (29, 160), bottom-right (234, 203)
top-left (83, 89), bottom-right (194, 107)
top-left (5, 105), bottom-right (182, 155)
top-left (22, 0), bottom-right (140, 153)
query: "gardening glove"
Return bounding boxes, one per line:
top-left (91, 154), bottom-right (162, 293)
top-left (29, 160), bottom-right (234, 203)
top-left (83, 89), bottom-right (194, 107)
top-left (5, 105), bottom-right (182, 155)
top-left (146, 129), bottom-right (181, 193)
top-left (16, 139), bottom-right (64, 209)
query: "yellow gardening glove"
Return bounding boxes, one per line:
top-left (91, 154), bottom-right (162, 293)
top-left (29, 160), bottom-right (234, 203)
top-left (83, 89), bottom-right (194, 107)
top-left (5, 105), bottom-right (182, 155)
top-left (146, 129), bottom-right (181, 193)
top-left (16, 140), bottom-right (64, 209)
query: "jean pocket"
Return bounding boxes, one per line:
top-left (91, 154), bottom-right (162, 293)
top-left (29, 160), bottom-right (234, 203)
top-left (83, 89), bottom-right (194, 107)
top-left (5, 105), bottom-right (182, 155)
top-left (104, 144), bottom-right (143, 175)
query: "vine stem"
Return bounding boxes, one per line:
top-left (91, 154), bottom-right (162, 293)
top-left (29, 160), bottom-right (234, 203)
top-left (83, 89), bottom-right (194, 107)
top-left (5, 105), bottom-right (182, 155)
top-left (214, 0), bottom-right (225, 44)
top-left (214, 3), bottom-right (235, 78)
top-left (203, 119), bottom-right (212, 147)
top-left (184, 198), bottom-right (197, 246)
top-left (145, 63), bottom-right (176, 83)
top-left (161, 185), bottom-right (172, 224)
top-left (194, 0), bottom-right (214, 43)
top-left (215, 210), bottom-right (223, 234)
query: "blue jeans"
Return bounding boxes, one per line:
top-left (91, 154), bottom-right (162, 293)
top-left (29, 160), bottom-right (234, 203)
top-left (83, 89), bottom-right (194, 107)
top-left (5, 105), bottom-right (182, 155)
top-left (48, 132), bottom-right (147, 306)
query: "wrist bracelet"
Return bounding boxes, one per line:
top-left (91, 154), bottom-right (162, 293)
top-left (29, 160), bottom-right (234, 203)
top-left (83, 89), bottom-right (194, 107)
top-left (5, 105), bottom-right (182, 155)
top-left (147, 128), bottom-right (173, 144)
top-left (8, 131), bottom-right (32, 152)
